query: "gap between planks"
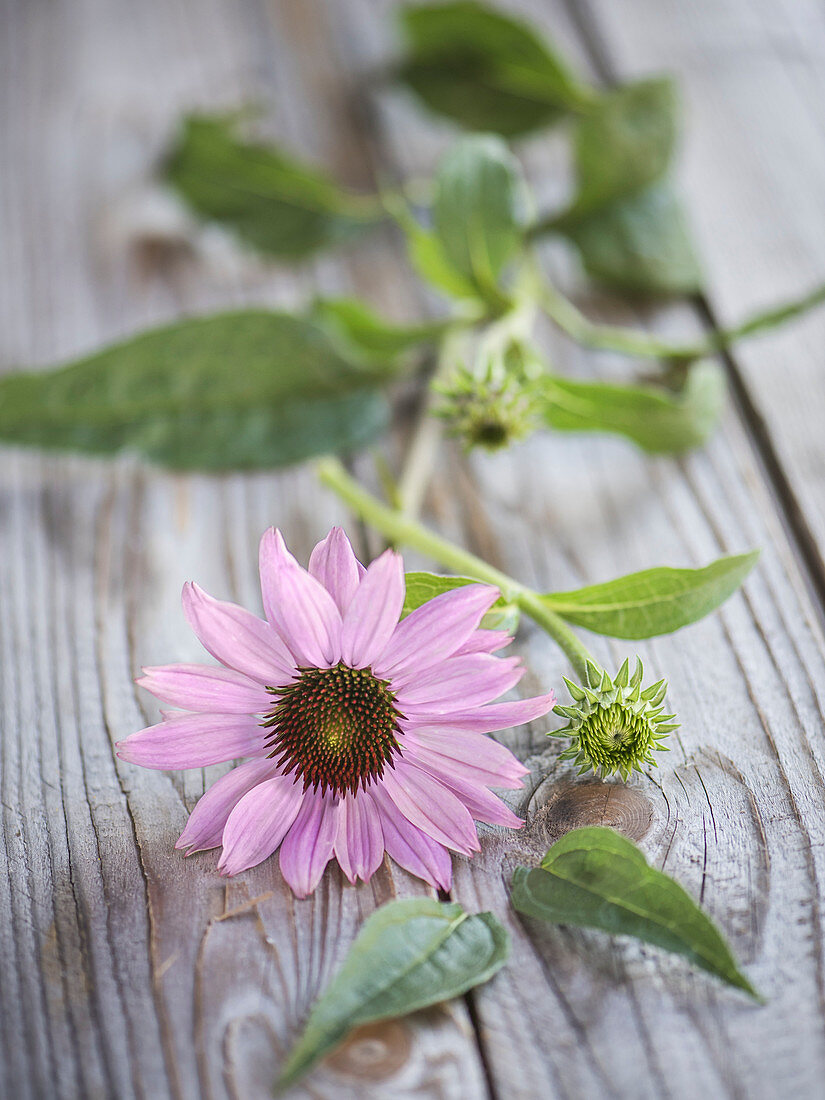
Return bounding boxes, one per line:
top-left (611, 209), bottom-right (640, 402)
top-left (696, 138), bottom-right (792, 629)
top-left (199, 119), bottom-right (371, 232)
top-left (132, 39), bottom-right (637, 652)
top-left (565, 0), bottom-right (825, 638)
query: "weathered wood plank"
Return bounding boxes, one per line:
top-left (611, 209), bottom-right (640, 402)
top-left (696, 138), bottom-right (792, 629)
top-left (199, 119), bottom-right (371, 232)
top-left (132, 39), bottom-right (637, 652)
top-left (0, 1), bottom-right (488, 1097)
top-left (343, 1), bottom-right (825, 1096)
top-left (576, 0), bottom-right (825, 587)
top-left (5, 0), bottom-right (825, 1098)
top-left (440, 410), bottom-right (825, 1098)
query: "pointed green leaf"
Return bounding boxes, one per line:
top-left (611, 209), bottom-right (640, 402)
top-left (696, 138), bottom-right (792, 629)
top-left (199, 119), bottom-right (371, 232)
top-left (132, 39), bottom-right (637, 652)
top-left (511, 827), bottom-right (760, 999)
top-left (391, 198), bottom-right (485, 302)
top-left (396, 1), bottom-right (591, 137)
top-left (277, 898), bottom-right (509, 1090)
top-left (539, 360), bottom-right (726, 453)
top-left (566, 78), bottom-right (678, 219)
top-left (310, 297), bottom-right (449, 368)
top-left (540, 550), bottom-right (759, 639)
top-left (0, 311), bottom-right (393, 470)
top-left (543, 77), bottom-right (699, 294)
top-left (402, 571), bottom-right (519, 632)
top-left (433, 135), bottom-right (526, 300)
top-left (164, 113), bottom-right (380, 259)
top-left (561, 183), bottom-right (703, 296)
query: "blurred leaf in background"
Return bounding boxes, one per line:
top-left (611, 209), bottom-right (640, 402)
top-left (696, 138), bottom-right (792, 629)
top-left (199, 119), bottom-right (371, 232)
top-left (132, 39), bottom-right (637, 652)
top-left (165, 113), bottom-right (382, 259)
top-left (396, 0), bottom-right (592, 136)
top-left (0, 311), bottom-right (399, 470)
top-left (432, 134), bottom-right (526, 300)
top-left (560, 184), bottom-right (702, 296)
top-left (563, 78), bottom-right (679, 219)
top-left (310, 297), bottom-right (449, 367)
top-left (539, 360), bottom-right (725, 451)
top-left (549, 76), bottom-right (702, 294)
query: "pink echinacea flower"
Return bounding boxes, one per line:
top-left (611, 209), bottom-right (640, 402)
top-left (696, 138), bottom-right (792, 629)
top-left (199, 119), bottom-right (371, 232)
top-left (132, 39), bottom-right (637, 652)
top-left (117, 527), bottom-right (555, 897)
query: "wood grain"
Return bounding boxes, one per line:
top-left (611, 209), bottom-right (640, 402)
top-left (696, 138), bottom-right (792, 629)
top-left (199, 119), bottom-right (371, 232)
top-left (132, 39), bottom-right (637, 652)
top-left (3, 1), bottom-right (825, 1098)
top-left (0, 2), bottom-right (487, 1098)
top-left (351, 1), bottom-right (825, 1095)
top-left (575, 0), bottom-right (825, 593)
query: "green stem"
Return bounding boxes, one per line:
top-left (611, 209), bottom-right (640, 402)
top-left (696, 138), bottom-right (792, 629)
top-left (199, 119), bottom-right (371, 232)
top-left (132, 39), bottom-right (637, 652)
top-left (514, 591), bottom-right (593, 683)
top-left (397, 327), bottom-right (466, 519)
top-left (396, 291), bottom-right (539, 518)
top-left (318, 457), bottom-right (593, 681)
top-left (526, 209), bottom-right (570, 240)
top-left (539, 279), bottom-right (825, 362)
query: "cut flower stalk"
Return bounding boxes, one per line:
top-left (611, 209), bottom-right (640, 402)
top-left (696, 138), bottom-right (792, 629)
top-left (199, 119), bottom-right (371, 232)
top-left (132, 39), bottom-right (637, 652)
top-left (319, 457), bottom-right (678, 779)
top-left (318, 457), bottom-right (593, 679)
top-left (538, 278), bottom-right (825, 363)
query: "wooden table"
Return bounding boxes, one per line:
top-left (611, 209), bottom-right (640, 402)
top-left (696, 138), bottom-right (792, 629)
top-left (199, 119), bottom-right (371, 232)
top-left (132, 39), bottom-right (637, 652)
top-left (3, 1), bottom-right (825, 1096)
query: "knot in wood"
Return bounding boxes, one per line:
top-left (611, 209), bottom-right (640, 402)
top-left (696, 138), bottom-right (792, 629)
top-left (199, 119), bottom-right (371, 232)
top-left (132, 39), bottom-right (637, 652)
top-left (326, 1020), bottom-right (412, 1081)
top-left (534, 781), bottom-right (653, 846)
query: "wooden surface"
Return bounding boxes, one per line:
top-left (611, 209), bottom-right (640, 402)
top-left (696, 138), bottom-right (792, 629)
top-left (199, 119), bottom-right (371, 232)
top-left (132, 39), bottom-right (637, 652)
top-left (3, 1), bottom-right (825, 1097)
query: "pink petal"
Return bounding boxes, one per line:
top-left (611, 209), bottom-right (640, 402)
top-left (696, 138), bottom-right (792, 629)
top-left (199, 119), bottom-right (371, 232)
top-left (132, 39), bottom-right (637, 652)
top-left (397, 654), bottom-right (524, 711)
top-left (371, 783), bottom-right (453, 891)
top-left (258, 528), bottom-right (342, 667)
top-left (137, 664), bottom-right (272, 714)
top-left (308, 527), bottom-right (364, 614)
top-left (333, 790), bottom-right (385, 885)
top-left (452, 628), bottom-right (512, 656)
top-left (340, 549), bottom-right (405, 668)
top-left (417, 692), bottom-right (556, 734)
top-left (431, 771), bottom-right (524, 829)
top-left (279, 790), bottom-right (339, 897)
top-left (373, 585), bottom-right (499, 680)
top-left (176, 758), bottom-right (279, 854)
top-left (403, 729), bottom-right (528, 790)
top-left (217, 775), bottom-right (305, 875)
top-left (379, 759), bottom-right (479, 855)
top-left (182, 582), bottom-right (295, 686)
top-left (117, 713), bottom-right (266, 769)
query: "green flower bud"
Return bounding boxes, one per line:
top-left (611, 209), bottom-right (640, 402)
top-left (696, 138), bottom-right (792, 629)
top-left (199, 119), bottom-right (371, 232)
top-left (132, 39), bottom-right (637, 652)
top-left (436, 367), bottom-right (538, 452)
top-left (551, 658), bottom-right (677, 780)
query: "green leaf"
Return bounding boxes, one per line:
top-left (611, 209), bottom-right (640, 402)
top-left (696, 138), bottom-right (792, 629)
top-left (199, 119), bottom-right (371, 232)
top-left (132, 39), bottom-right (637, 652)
top-left (397, 1), bottom-right (591, 137)
top-left (541, 551), bottom-right (759, 639)
top-left (389, 196), bottom-right (484, 302)
top-left (403, 571), bottom-right (520, 632)
top-left (542, 77), bottom-right (698, 296)
top-left (561, 183), bottom-right (703, 296)
top-left (539, 360), bottom-right (726, 453)
top-left (567, 78), bottom-right (678, 218)
top-left (0, 311), bottom-right (392, 471)
top-left (402, 570), bottom-right (478, 614)
top-left (410, 224), bottom-right (487, 301)
top-left (277, 898), bottom-right (509, 1090)
top-left (511, 827), bottom-right (761, 999)
top-left (389, 139), bottom-right (524, 305)
top-left (433, 135), bottom-right (525, 299)
top-left (310, 297), bottom-right (449, 368)
top-left (165, 113), bottom-right (380, 260)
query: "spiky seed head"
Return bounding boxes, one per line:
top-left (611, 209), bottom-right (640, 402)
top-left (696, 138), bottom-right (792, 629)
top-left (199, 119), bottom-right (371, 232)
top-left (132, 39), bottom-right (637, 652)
top-left (550, 657), bottom-right (677, 781)
top-left (262, 663), bottom-right (403, 796)
top-left (435, 367), bottom-right (538, 452)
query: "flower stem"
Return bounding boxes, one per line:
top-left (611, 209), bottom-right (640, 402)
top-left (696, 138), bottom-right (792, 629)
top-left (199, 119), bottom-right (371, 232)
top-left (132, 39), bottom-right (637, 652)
top-left (318, 457), bottom-right (593, 680)
top-left (396, 293), bottom-right (537, 519)
top-left (538, 279), bottom-right (825, 363)
top-left (514, 590), bottom-right (593, 682)
top-left (396, 327), bottom-right (466, 519)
